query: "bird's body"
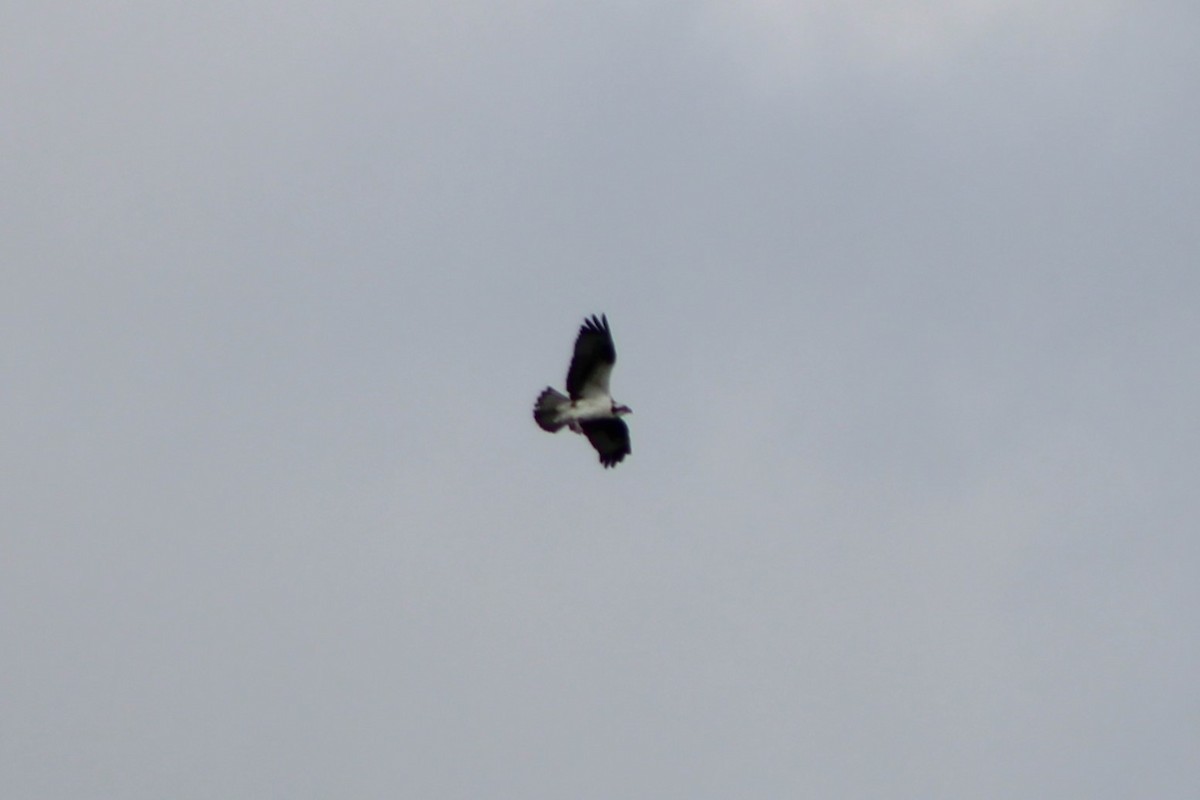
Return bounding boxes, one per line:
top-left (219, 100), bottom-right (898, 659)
top-left (535, 389), bottom-right (619, 433)
top-left (533, 314), bottom-right (632, 468)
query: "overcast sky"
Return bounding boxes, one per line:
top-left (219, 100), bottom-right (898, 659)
top-left (4, 2), bottom-right (1199, 798)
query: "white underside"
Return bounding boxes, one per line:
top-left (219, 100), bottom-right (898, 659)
top-left (559, 395), bottom-right (613, 433)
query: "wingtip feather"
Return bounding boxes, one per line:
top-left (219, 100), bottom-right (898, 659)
top-left (581, 313), bottom-right (610, 335)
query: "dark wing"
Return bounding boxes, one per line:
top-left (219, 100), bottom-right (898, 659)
top-left (565, 314), bottom-right (616, 400)
top-left (580, 418), bottom-right (630, 468)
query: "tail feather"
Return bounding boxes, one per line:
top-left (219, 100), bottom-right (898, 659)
top-left (533, 387), bottom-right (569, 432)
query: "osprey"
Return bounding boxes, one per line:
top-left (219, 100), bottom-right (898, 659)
top-left (533, 314), bottom-right (632, 468)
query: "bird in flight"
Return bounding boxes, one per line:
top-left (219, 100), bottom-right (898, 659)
top-left (533, 314), bottom-right (632, 468)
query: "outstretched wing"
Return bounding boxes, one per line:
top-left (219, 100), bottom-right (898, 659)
top-left (566, 314), bottom-right (616, 400)
top-left (580, 418), bottom-right (630, 468)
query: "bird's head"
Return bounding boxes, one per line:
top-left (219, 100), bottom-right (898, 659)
top-left (613, 403), bottom-right (632, 416)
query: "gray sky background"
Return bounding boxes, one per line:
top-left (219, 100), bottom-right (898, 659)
top-left (4, 2), bottom-right (1198, 797)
